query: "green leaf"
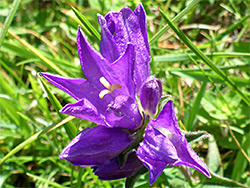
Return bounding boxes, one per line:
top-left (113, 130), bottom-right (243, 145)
top-left (200, 171), bottom-right (248, 188)
top-left (39, 76), bottom-right (77, 140)
top-left (0, 116), bottom-right (75, 165)
top-left (0, 59), bottom-right (27, 89)
top-left (207, 136), bottom-right (223, 176)
top-left (149, 0), bottom-right (201, 45)
top-left (154, 53), bottom-right (250, 63)
top-left (26, 172), bottom-right (68, 188)
top-left (169, 70), bottom-right (250, 87)
top-left (185, 82), bottom-right (207, 130)
top-left (216, 14), bottom-right (250, 41)
top-left (231, 131), bottom-right (250, 181)
top-left (158, 8), bottom-right (250, 107)
top-left (184, 130), bottom-right (210, 144)
top-left (71, 6), bottom-right (101, 43)
top-left (0, 0), bottom-right (22, 49)
top-left (8, 30), bottom-right (68, 77)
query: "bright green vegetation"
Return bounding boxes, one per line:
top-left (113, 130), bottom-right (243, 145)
top-left (0, 0), bottom-right (249, 187)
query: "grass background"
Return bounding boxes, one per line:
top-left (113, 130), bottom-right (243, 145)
top-left (0, 0), bottom-right (250, 187)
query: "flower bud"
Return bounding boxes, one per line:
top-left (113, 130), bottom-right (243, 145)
top-left (139, 76), bottom-right (162, 117)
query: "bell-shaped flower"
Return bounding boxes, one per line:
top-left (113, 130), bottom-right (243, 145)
top-left (140, 76), bottom-right (162, 117)
top-left (98, 3), bottom-right (151, 90)
top-left (41, 28), bottom-right (142, 130)
top-left (136, 100), bottom-right (211, 185)
top-left (40, 3), bottom-right (211, 184)
top-left (60, 126), bottom-right (136, 166)
top-left (93, 152), bottom-right (144, 180)
top-left (40, 3), bottom-right (150, 172)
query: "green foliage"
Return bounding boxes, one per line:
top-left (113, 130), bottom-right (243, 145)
top-left (0, 0), bottom-right (249, 187)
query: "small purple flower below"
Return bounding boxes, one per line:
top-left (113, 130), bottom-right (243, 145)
top-left (40, 3), bottom-right (210, 185)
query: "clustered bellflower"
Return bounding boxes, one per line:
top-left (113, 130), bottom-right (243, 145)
top-left (41, 4), bottom-right (211, 185)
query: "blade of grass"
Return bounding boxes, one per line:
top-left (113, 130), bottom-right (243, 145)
top-left (7, 29), bottom-right (68, 77)
top-left (231, 130), bottom-right (250, 181)
top-left (39, 75), bottom-right (77, 140)
top-left (0, 59), bottom-right (27, 89)
top-left (169, 70), bottom-right (250, 86)
top-left (167, 63), bottom-right (250, 72)
top-left (154, 52), bottom-right (250, 62)
top-left (186, 53), bottom-right (250, 165)
top-left (216, 14), bottom-right (250, 41)
top-left (149, 0), bottom-right (201, 45)
top-left (185, 82), bottom-right (207, 131)
top-left (158, 8), bottom-right (250, 107)
top-left (75, 167), bottom-right (85, 188)
top-left (71, 6), bottom-right (101, 42)
top-left (26, 172), bottom-right (68, 188)
top-left (0, 116), bottom-right (75, 165)
top-left (0, 0), bottom-right (22, 49)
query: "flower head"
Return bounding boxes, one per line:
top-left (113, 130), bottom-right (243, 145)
top-left (41, 3), bottom-right (210, 185)
top-left (137, 100), bottom-right (211, 184)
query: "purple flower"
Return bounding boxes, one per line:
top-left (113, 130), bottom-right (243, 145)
top-left (93, 152), bottom-right (144, 180)
top-left (41, 31), bottom-right (142, 130)
top-left (98, 4), bottom-right (151, 90)
top-left (137, 100), bottom-right (211, 185)
top-left (59, 126), bottom-right (136, 166)
top-left (140, 76), bottom-right (162, 118)
top-left (40, 3), bottom-right (210, 185)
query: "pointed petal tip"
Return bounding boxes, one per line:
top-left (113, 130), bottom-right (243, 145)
top-left (59, 148), bottom-right (68, 159)
top-left (97, 14), bottom-right (106, 26)
top-left (204, 169), bottom-right (211, 178)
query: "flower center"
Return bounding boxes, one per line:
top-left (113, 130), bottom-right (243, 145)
top-left (99, 77), bottom-right (121, 99)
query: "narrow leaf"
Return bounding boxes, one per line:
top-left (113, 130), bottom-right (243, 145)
top-left (71, 6), bottom-right (101, 42)
top-left (26, 172), bottom-right (68, 188)
top-left (158, 8), bottom-right (250, 107)
top-left (216, 14), bottom-right (250, 41)
top-left (154, 52), bottom-right (250, 63)
top-left (185, 82), bottom-right (207, 131)
top-left (39, 76), bottom-right (77, 140)
top-left (0, 0), bottom-right (22, 49)
top-left (0, 116), bottom-right (75, 165)
top-left (207, 136), bottom-right (223, 176)
top-left (149, 0), bottom-right (201, 45)
top-left (7, 30), bottom-right (68, 77)
top-left (169, 70), bottom-right (250, 87)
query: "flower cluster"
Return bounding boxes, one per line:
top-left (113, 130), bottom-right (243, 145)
top-left (41, 4), bottom-right (210, 185)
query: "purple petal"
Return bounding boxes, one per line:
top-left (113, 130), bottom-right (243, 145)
top-left (98, 14), bottom-right (120, 62)
top-left (105, 95), bottom-right (142, 130)
top-left (77, 27), bottom-right (129, 97)
top-left (104, 5), bottom-right (151, 90)
top-left (60, 98), bottom-right (105, 125)
top-left (136, 125), bottom-right (178, 185)
top-left (40, 72), bottom-right (87, 100)
top-left (60, 126), bottom-right (134, 166)
top-left (169, 133), bottom-right (211, 178)
top-left (137, 100), bottom-right (211, 185)
top-left (158, 101), bottom-right (210, 179)
top-left (111, 43), bottom-right (135, 97)
top-left (93, 152), bottom-right (144, 180)
top-left (104, 12), bottom-right (118, 35)
top-left (139, 76), bottom-right (162, 117)
top-left (151, 100), bottom-right (181, 135)
top-left (134, 3), bottom-right (150, 65)
top-left (40, 72), bottom-right (111, 114)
